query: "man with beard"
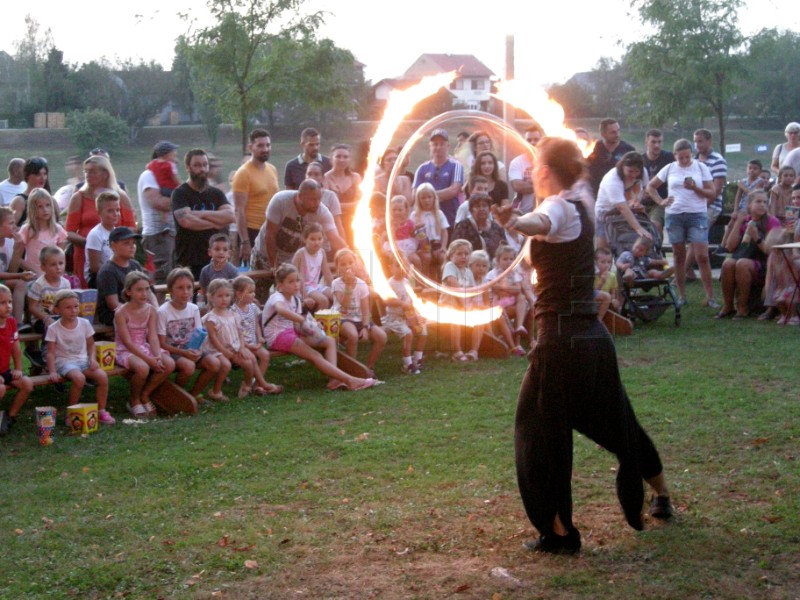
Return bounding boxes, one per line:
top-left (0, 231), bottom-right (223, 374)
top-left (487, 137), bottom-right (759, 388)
top-left (587, 119), bottom-right (636, 197)
top-left (232, 129), bottom-right (280, 264)
top-left (172, 149), bottom-right (235, 280)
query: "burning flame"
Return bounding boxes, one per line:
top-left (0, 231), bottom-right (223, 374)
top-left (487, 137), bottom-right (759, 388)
top-left (354, 74), bottom-right (583, 326)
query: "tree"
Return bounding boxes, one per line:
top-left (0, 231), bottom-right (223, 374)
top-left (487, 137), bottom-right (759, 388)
top-left (625, 0), bottom-right (745, 153)
top-left (736, 28), bottom-right (800, 126)
top-left (67, 109), bottom-right (128, 156)
top-left (41, 48), bottom-right (72, 112)
top-left (116, 60), bottom-right (174, 143)
top-left (183, 0), bottom-right (324, 153)
top-left (72, 61), bottom-right (124, 115)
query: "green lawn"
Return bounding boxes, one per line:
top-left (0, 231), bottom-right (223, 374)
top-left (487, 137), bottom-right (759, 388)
top-left (1, 279), bottom-right (798, 598)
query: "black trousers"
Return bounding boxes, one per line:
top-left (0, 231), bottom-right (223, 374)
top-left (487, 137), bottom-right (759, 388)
top-left (515, 315), bottom-right (663, 535)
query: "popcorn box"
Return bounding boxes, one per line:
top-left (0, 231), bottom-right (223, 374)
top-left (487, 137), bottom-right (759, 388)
top-left (66, 403), bottom-right (98, 435)
top-left (96, 342), bottom-right (116, 371)
top-left (35, 406), bottom-right (57, 446)
top-left (77, 289), bottom-right (98, 318)
top-left (314, 310), bottom-right (341, 341)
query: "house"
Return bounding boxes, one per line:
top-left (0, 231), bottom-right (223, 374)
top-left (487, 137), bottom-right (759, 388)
top-left (403, 54), bottom-right (496, 111)
top-left (373, 54), bottom-right (496, 112)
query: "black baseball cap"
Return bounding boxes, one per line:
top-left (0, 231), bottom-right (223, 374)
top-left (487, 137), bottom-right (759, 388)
top-left (109, 227), bottom-right (143, 243)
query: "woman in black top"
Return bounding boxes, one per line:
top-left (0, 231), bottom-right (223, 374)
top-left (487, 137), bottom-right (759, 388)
top-left (493, 137), bottom-right (672, 555)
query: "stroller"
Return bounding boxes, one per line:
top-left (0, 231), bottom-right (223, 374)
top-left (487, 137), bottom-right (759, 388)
top-left (604, 210), bottom-right (681, 326)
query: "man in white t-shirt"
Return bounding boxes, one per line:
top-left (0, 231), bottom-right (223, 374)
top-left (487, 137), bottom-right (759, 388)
top-left (138, 145), bottom-right (176, 284)
top-left (0, 159), bottom-right (26, 206)
top-left (509, 126), bottom-right (543, 214)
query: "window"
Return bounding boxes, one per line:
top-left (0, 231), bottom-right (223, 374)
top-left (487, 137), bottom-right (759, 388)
top-left (471, 79), bottom-right (485, 90)
top-left (450, 79), bottom-right (464, 90)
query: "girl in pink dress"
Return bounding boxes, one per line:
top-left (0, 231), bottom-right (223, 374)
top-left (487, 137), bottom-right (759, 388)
top-left (19, 189), bottom-right (67, 275)
top-left (115, 271), bottom-right (175, 418)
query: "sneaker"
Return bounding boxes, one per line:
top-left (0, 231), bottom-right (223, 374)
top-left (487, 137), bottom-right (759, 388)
top-left (401, 362), bottom-right (420, 375)
top-left (0, 411), bottom-right (16, 436)
top-left (676, 297), bottom-right (688, 309)
top-left (98, 410), bottom-right (116, 425)
top-left (649, 494), bottom-right (673, 520)
top-left (24, 348), bottom-right (45, 368)
top-left (523, 528), bottom-right (581, 555)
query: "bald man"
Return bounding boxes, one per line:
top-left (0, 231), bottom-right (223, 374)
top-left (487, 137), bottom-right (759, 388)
top-left (0, 159), bottom-right (25, 206)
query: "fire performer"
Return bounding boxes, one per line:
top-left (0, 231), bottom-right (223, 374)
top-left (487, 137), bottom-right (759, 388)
top-left (492, 137), bottom-right (672, 555)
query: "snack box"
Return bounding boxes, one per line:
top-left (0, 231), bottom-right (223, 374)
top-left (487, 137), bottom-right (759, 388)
top-left (95, 341), bottom-right (116, 371)
top-left (66, 403), bottom-right (98, 435)
top-left (314, 309), bottom-right (341, 340)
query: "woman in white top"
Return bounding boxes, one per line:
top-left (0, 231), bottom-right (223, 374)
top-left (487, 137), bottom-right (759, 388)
top-left (594, 151), bottom-right (651, 249)
top-left (770, 122), bottom-right (800, 175)
top-left (646, 138), bottom-right (717, 308)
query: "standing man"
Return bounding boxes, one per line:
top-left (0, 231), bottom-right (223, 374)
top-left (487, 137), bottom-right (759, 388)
top-left (640, 129), bottom-right (674, 237)
top-left (0, 159), bottom-right (26, 206)
top-left (284, 127), bottom-right (332, 191)
top-left (231, 129), bottom-right (279, 264)
top-left (509, 125), bottom-right (544, 214)
top-left (685, 128), bottom-right (727, 288)
top-left (138, 144), bottom-right (177, 284)
top-left (413, 129), bottom-right (464, 233)
top-left (587, 118), bottom-right (636, 197)
top-left (172, 149), bottom-right (235, 280)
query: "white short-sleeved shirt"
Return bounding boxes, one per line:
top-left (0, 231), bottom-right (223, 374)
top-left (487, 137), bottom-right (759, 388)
top-left (595, 169), bottom-right (645, 220)
top-left (655, 160), bottom-right (713, 215)
top-left (534, 195), bottom-right (582, 243)
top-left (410, 209), bottom-right (449, 239)
top-left (28, 275), bottom-right (71, 323)
top-left (442, 262), bottom-right (475, 288)
top-left (262, 291), bottom-right (301, 346)
top-left (508, 153), bottom-right (534, 213)
top-left (138, 169), bottom-right (175, 236)
top-left (157, 302), bottom-right (202, 348)
top-left (45, 318), bottom-right (94, 368)
top-left (84, 223), bottom-right (113, 280)
top-left (332, 276), bottom-right (370, 322)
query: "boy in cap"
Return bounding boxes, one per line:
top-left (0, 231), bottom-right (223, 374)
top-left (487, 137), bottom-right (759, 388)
top-left (147, 141), bottom-right (181, 197)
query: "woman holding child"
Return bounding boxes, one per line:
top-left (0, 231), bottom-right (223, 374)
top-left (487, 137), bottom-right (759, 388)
top-left (493, 137), bottom-right (672, 555)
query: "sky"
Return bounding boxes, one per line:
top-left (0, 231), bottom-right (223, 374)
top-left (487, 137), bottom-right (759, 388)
top-left (3, 0), bottom-right (798, 86)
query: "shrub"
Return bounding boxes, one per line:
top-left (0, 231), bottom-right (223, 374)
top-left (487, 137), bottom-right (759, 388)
top-left (67, 109), bottom-right (128, 156)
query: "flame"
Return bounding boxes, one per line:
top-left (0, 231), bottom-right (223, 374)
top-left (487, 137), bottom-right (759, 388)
top-left (353, 71), bottom-right (502, 326)
top-left (493, 79), bottom-right (594, 158)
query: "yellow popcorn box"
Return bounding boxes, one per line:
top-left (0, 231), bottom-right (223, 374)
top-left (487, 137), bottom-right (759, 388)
top-left (95, 341), bottom-right (116, 371)
top-left (66, 403), bottom-right (98, 435)
top-left (314, 309), bottom-right (341, 341)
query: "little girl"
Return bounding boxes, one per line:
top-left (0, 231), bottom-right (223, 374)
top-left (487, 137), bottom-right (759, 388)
top-left (45, 290), bottom-right (113, 424)
top-left (486, 246), bottom-right (527, 355)
top-left (202, 278), bottom-right (280, 399)
top-left (19, 189), bottom-right (67, 275)
top-left (593, 247), bottom-right (621, 321)
top-left (292, 223), bottom-right (333, 311)
top-left (442, 239), bottom-right (483, 361)
top-left (382, 254), bottom-right (427, 374)
top-left (382, 195), bottom-right (420, 269)
top-left (232, 275), bottom-right (281, 395)
top-left (769, 166), bottom-right (796, 222)
top-left (333, 248), bottom-right (387, 376)
top-left (157, 268), bottom-right (225, 402)
top-left (410, 183), bottom-right (449, 279)
top-left (114, 271), bottom-right (176, 418)
top-left (262, 263), bottom-right (376, 391)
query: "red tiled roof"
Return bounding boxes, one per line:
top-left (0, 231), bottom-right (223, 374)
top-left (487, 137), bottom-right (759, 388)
top-left (404, 54), bottom-right (495, 78)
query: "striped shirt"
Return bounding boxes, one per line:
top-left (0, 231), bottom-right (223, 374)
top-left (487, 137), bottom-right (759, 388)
top-left (695, 150), bottom-right (727, 210)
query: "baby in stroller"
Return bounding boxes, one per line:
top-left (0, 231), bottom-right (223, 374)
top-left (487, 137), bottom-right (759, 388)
top-left (617, 236), bottom-right (675, 286)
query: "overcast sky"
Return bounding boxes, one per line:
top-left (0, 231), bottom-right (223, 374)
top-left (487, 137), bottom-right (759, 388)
top-left (3, 0), bottom-right (797, 85)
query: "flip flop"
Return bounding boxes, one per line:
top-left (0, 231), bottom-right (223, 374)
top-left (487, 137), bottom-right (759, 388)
top-left (326, 380), bottom-right (349, 391)
top-left (207, 391), bottom-right (230, 403)
top-left (713, 309), bottom-right (735, 319)
top-left (452, 351), bottom-right (468, 362)
top-left (237, 386), bottom-right (252, 399)
top-left (144, 402), bottom-right (157, 417)
top-left (350, 378), bottom-right (377, 391)
top-left (126, 403), bottom-right (148, 419)
top-left (253, 384), bottom-right (284, 396)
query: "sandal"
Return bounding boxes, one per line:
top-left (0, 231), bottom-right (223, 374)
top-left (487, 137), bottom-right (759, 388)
top-left (144, 402), bottom-right (157, 417)
top-left (349, 378), bottom-right (377, 391)
top-left (126, 402), bottom-right (148, 419)
top-left (757, 307), bottom-right (777, 321)
top-left (207, 390), bottom-right (230, 403)
top-left (713, 309), bottom-right (735, 319)
top-left (237, 385), bottom-right (252, 399)
top-left (253, 384), bottom-right (284, 396)
top-left (452, 351), bottom-right (468, 362)
top-left (327, 379), bottom-right (349, 391)
top-left (465, 350), bottom-right (479, 361)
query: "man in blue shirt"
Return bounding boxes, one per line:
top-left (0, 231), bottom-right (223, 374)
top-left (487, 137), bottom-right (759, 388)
top-left (413, 129), bottom-right (464, 233)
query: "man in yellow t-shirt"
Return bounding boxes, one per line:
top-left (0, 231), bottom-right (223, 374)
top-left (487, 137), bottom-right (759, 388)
top-left (232, 128), bottom-right (279, 263)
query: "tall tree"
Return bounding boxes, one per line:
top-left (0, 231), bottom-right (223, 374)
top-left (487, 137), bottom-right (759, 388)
top-left (625, 0), bottom-right (744, 153)
top-left (116, 60), bottom-right (174, 143)
top-left (183, 0), bottom-right (324, 152)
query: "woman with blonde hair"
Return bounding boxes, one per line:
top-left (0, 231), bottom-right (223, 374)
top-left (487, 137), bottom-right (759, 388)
top-left (65, 155), bottom-right (136, 286)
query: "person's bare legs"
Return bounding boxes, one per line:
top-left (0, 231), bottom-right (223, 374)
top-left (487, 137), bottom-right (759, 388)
top-left (672, 242), bottom-right (688, 300)
top-left (693, 242), bottom-right (716, 303)
top-left (734, 259), bottom-right (756, 316)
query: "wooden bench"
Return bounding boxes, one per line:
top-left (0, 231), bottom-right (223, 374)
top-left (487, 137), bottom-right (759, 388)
top-left (28, 366), bottom-right (128, 387)
top-left (19, 323), bottom-right (114, 345)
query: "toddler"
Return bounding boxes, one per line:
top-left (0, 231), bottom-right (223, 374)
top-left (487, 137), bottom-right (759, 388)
top-left (617, 237), bottom-right (673, 285)
top-left (293, 223), bottom-right (333, 311)
top-left (594, 247), bottom-right (621, 319)
top-left (202, 278), bottom-right (278, 399)
top-left (157, 268), bottom-right (225, 402)
top-left (147, 141), bottom-right (181, 197)
top-left (382, 255), bottom-right (427, 374)
top-left (262, 263), bottom-right (376, 391)
top-left (333, 249), bottom-right (387, 376)
top-left (115, 271), bottom-right (176, 419)
top-left (769, 166), bottom-right (796, 222)
top-left (45, 290), bottom-right (113, 423)
top-left (382, 195), bottom-right (420, 269)
top-left (0, 284), bottom-right (33, 436)
top-left (486, 245), bottom-right (527, 355)
top-left (410, 183), bottom-right (449, 278)
top-left (442, 239), bottom-right (483, 361)
top-left (733, 160), bottom-right (766, 217)
top-left (232, 275), bottom-right (281, 395)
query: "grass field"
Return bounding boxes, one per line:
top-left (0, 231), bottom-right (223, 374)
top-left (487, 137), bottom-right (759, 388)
top-left (1, 279), bottom-right (798, 599)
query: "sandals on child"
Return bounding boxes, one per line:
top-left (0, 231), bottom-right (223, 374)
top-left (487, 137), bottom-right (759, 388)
top-left (127, 402), bottom-right (148, 419)
top-left (207, 390), bottom-right (230, 403)
top-left (327, 379), bottom-right (349, 391)
top-left (237, 385), bottom-right (252, 399)
top-left (253, 384), bottom-right (284, 396)
top-left (465, 350), bottom-right (479, 361)
top-left (144, 402), bottom-right (157, 417)
top-left (452, 351), bottom-right (469, 362)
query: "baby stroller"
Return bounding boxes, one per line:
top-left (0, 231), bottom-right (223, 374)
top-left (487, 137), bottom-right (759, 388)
top-left (604, 210), bottom-right (681, 326)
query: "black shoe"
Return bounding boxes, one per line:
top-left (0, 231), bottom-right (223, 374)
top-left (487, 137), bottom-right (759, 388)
top-left (0, 411), bottom-right (16, 436)
top-left (649, 495), bottom-right (673, 520)
top-left (24, 348), bottom-right (45, 369)
top-left (523, 528), bottom-right (581, 555)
